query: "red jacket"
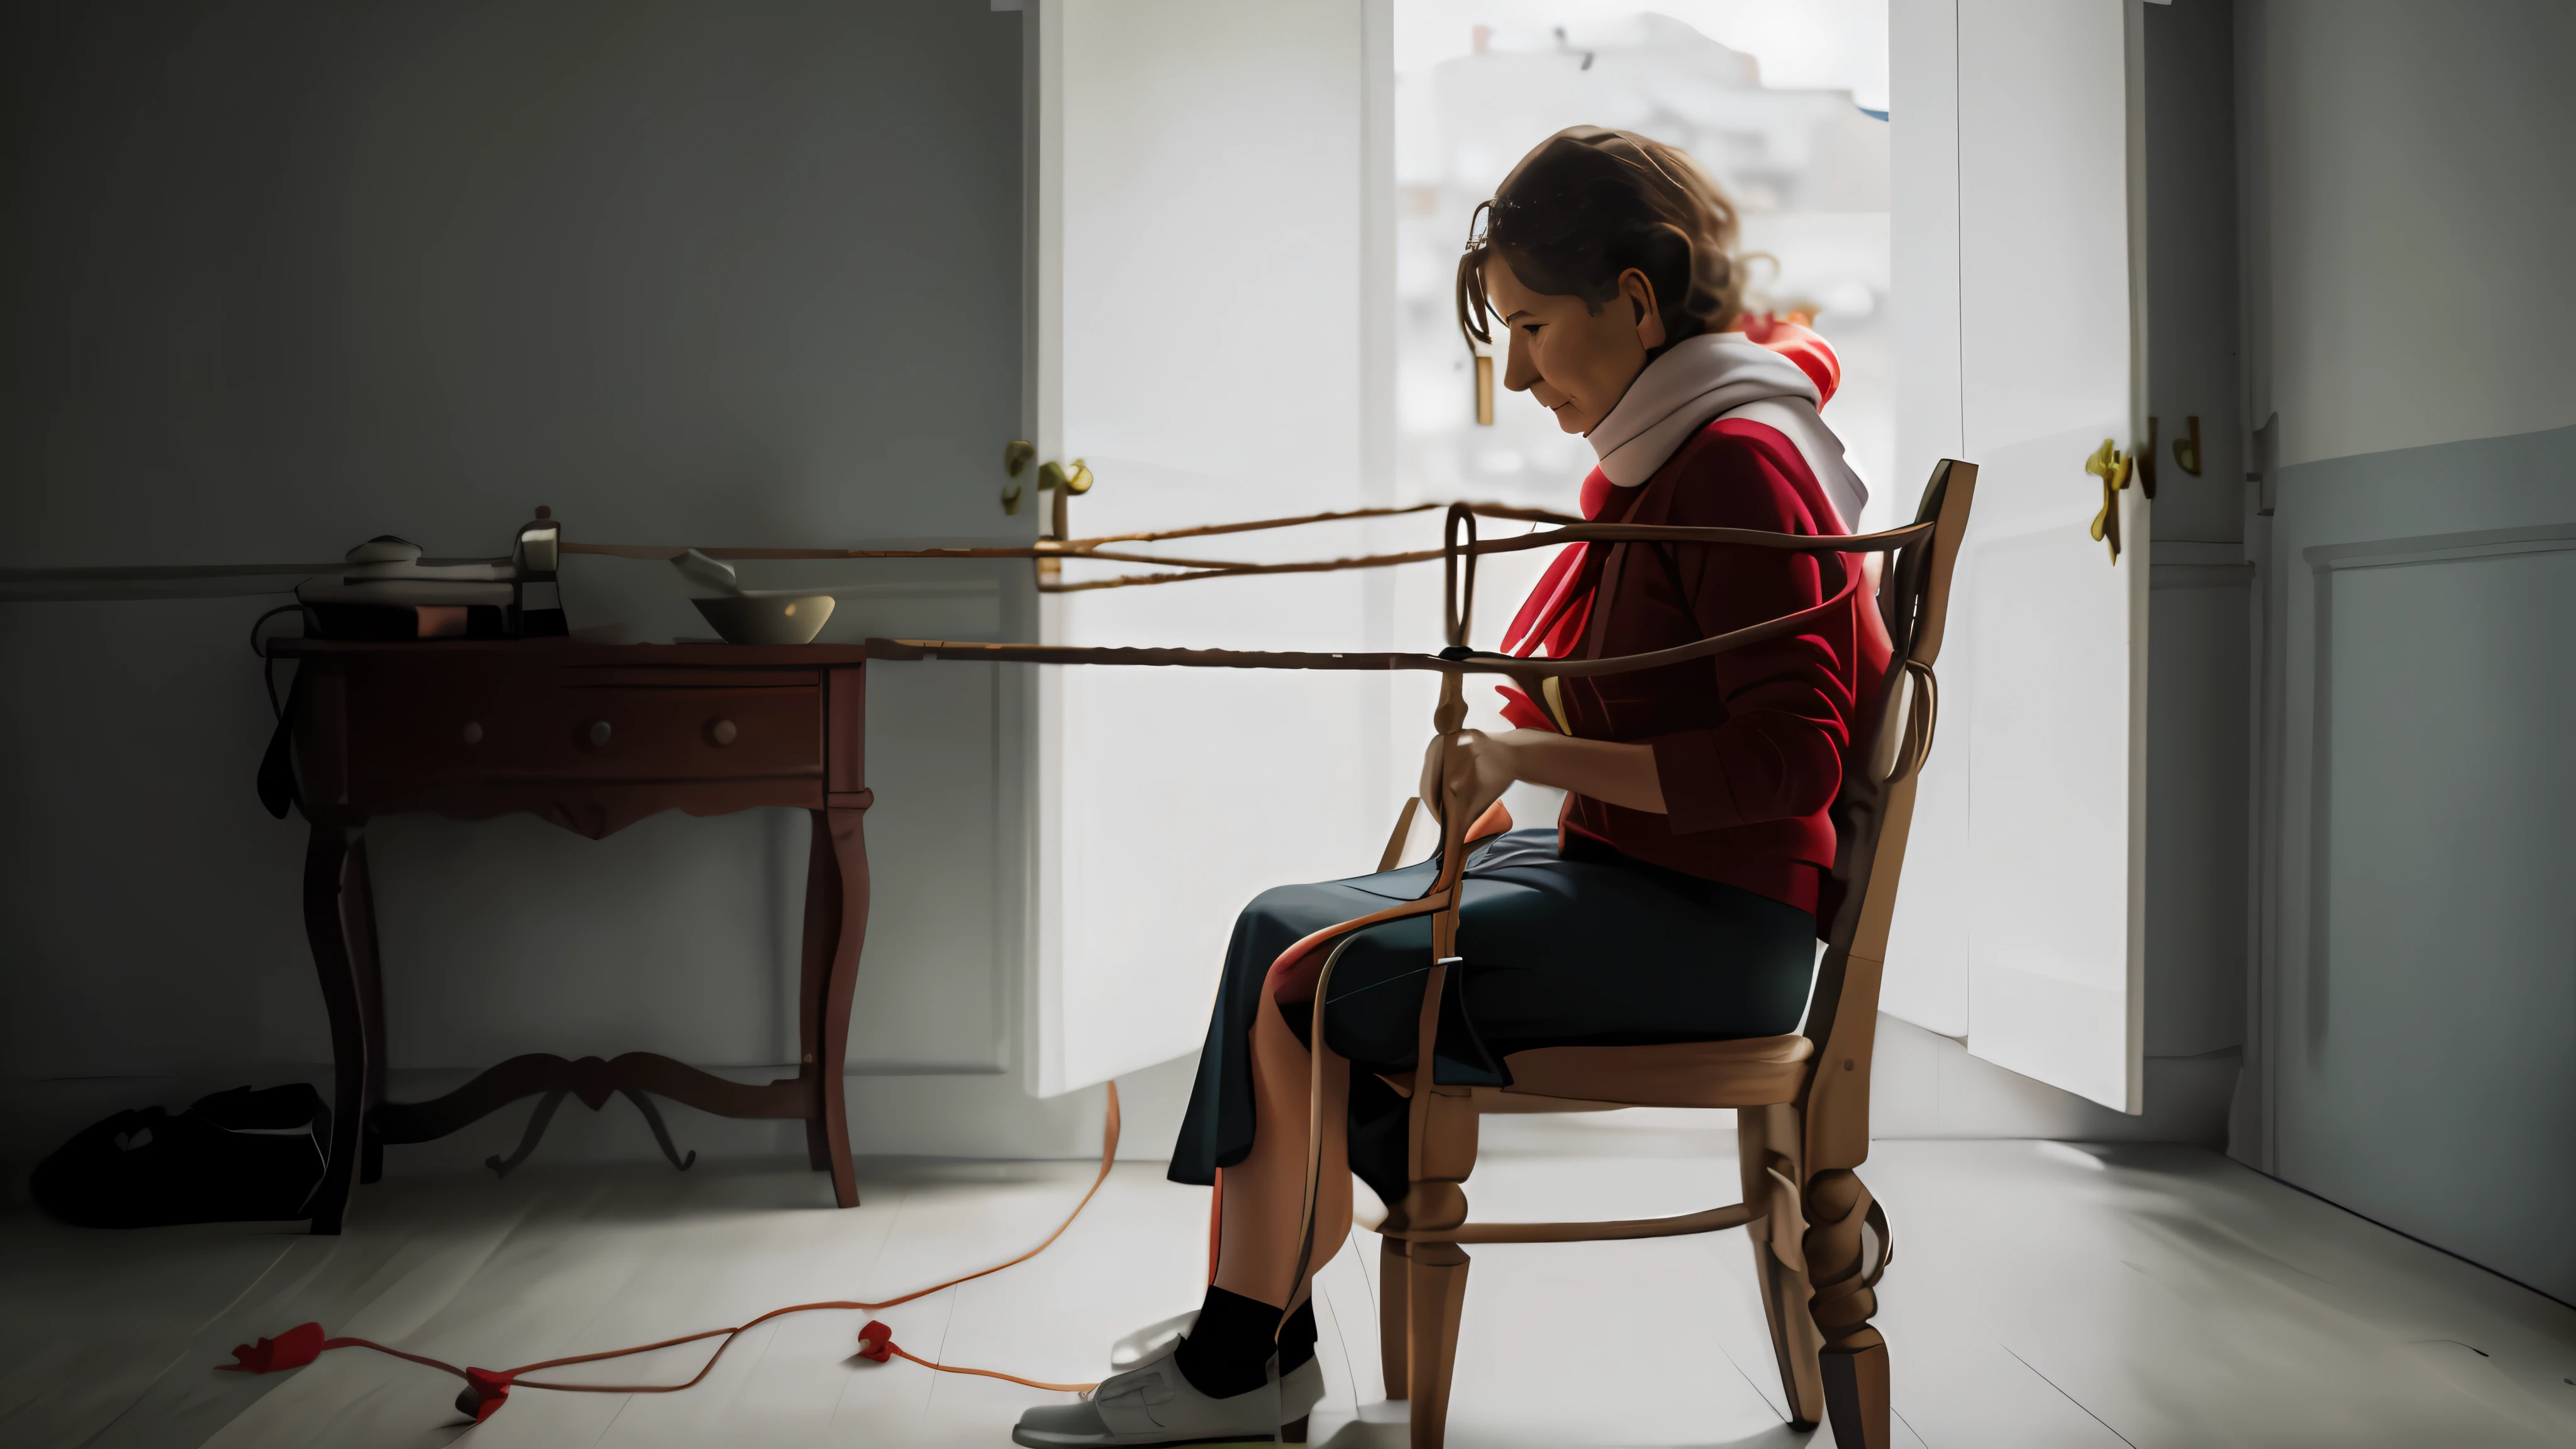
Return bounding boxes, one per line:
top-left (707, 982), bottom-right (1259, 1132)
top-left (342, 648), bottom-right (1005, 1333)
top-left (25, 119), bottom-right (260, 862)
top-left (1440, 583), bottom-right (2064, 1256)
top-left (1504, 419), bottom-right (1890, 916)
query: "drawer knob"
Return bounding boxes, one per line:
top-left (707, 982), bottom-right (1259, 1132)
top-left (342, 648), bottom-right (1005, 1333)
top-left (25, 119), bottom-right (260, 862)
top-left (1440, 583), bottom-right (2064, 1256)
top-left (585, 719), bottom-right (613, 749)
top-left (462, 721), bottom-right (484, 745)
top-left (707, 718), bottom-right (738, 747)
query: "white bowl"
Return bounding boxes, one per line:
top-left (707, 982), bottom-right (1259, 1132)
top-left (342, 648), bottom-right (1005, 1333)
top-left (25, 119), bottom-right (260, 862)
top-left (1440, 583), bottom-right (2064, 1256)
top-left (690, 592), bottom-right (836, 645)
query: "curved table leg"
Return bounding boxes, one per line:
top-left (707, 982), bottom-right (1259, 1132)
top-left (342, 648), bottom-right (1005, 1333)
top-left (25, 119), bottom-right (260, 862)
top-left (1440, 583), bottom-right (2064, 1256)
top-left (814, 804), bottom-right (870, 1208)
top-left (796, 811), bottom-right (840, 1172)
top-left (346, 835), bottom-right (389, 1185)
top-left (486, 1090), bottom-right (570, 1179)
top-left (620, 1087), bottom-right (699, 1173)
top-left (301, 820), bottom-right (371, 1235)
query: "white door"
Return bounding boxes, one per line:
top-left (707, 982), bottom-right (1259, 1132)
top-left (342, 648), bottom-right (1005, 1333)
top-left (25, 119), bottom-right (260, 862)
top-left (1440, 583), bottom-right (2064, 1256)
top-left (1885, 0), bottom-right (2148, 1112)
top-left (1026, 0), bottom-right (1396, 1096)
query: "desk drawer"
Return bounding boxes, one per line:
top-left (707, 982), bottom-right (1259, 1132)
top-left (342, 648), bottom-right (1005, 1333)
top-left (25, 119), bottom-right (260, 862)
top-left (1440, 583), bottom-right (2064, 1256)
top-left (346, 674), bottom-right (824, 793)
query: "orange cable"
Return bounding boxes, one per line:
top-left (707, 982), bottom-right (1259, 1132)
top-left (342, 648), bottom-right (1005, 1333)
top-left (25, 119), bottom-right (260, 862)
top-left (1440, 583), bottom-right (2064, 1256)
top-left (250, 1082), bottom-right (1123, 1401)
top-left (508, 1081), bottom-right (1123, 1392)
top-left (887, 1343), bottom-right (1097, 1394)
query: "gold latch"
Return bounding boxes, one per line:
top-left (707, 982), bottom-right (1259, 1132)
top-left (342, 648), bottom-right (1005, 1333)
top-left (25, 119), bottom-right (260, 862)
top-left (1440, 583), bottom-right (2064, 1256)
top-left (2084, 438), bottom-right (2133, 563)
top-left (1000, 441), bottom-right (1094, 541)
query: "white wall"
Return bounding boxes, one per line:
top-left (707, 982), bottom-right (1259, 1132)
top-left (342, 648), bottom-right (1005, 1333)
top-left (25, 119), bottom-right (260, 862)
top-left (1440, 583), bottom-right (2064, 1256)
top-left (0, 0), bottom-right (1177, 1182)
top-left (2236, 0), bottom-right (2576, 1302)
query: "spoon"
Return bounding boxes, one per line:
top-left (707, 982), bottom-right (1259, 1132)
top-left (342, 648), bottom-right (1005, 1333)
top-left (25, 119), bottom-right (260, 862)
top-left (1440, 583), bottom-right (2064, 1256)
top-left (672, 548), bottom-right (743, 596)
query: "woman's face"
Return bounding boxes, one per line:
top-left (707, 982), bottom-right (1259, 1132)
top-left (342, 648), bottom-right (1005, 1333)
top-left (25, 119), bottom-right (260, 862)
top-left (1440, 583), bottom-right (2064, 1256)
top-left (1486, 255), bottom-right (1667, 436)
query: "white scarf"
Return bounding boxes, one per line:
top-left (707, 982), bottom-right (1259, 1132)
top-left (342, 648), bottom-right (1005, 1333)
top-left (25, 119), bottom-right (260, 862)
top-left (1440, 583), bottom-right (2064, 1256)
top-left (1586, 332), bottom-right (1870, 528)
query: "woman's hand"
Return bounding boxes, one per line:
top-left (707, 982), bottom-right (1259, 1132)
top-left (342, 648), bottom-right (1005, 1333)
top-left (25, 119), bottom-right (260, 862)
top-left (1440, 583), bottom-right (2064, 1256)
top-left (1419, 728), bottom-right (1521, 830)
top-left (1421, 728), bottom-right (1672, 823)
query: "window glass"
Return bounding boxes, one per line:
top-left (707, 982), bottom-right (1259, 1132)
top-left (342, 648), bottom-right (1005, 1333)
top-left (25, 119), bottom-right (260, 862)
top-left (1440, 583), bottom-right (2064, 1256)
top-left (1394, 1), bottom-right (1894, 530)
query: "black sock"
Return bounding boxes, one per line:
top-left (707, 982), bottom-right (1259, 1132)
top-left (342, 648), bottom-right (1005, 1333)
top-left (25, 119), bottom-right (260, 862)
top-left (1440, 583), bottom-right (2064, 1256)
top-left (1279, 1296), bottom-right (1317, 1374)
top-left (1171, 1285), bottom-right (1316, 1399)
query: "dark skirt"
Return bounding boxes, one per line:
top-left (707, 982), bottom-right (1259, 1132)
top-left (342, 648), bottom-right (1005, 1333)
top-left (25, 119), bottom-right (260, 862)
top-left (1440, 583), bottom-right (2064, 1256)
top-left (1167, 827), bottom-right (1818, 1208)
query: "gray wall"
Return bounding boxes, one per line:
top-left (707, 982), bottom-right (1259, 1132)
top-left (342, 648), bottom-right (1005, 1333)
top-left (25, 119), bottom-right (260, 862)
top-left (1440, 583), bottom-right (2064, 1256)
top-left (0, 1), bottom-right (1175, 1180)
top-left (2236, 0), bottom-right (2576, 1302)
top-left (2142, 0), bottom-right (2251, 1074)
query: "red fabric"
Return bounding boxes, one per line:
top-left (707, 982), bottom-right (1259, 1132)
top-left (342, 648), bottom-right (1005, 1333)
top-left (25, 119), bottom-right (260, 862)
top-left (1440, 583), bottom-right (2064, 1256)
top-left (1551, 419), bottom-right (1890, 915)
top-left (221, 1322), bottom-right (326, 1374)
top-left (1495, 686), bottom-right (1557, 733)
top-left (1736, 313), bottom-right (1841, 406)
top-left (855, 1322), bottom-right (897, 1363)
top-left (1497, 469), bottom-right (1612, 664)
top-left (1496, 318), bottom-right (1843, 707)
top-left (1487, 323), bottom-right (1872, 915)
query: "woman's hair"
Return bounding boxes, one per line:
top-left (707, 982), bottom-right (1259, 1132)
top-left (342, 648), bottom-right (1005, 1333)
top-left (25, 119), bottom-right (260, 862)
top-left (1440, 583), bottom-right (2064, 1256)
top-left (1455, 126), bottom-right (1742, 356)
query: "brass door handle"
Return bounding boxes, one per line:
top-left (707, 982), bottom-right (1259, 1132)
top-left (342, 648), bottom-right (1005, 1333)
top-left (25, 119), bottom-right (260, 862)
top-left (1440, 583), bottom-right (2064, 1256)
top-left (1036, 458), bottom-right (1093, 496)
top-left (1000, 442), bottom-right (1093, 535)
top-left (2084, 438), bottom-right (2133, 563)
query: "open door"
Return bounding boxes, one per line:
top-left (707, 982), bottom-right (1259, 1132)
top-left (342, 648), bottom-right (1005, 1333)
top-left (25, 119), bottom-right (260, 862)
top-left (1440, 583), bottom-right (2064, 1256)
top-left (1024, 0), bottom-right (1396, 1096)
top-left (1885, 0), bottom-right (2149, 1112)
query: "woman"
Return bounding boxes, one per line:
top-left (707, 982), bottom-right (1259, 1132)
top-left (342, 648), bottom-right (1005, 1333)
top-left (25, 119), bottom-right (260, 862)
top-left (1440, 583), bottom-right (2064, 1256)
top-left (1014, 126), bottom-right (1887, 1448)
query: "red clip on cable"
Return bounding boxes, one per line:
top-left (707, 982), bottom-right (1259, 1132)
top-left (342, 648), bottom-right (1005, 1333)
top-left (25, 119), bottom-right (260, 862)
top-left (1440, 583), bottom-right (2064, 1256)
top-left (457, 1367), bottom-right (516, 1423)
top-left (854, 1321), bottom-right (896, 1363)
top-left (221, 1322), bottom-right (325, 1374)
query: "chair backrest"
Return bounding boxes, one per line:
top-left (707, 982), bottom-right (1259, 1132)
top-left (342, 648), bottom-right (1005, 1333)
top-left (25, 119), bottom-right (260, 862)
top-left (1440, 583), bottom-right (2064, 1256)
top-left (1799, 460), bottom-right (1977, 1174)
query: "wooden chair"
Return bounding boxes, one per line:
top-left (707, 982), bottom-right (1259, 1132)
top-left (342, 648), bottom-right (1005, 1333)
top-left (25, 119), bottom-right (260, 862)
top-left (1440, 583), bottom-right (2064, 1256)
top-left (1292, 461), bottom-right (1975, 1449)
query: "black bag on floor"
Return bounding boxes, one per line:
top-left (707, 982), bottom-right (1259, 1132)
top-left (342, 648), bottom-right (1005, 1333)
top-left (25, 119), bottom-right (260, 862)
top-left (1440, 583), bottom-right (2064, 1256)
top-left (30, 1084), bottom-right (331, 1228)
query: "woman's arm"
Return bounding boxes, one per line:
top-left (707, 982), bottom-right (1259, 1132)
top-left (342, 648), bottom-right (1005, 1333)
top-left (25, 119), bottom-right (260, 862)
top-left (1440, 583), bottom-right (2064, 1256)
top-left (1419, 728), bottom-right (1665, 826)
top-left (1643, 431), bottom-right (1857, 833)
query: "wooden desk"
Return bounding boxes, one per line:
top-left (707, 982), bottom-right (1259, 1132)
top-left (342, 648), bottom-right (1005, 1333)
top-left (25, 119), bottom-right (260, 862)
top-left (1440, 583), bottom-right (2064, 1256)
top-left (268, 639), bottom-right (874, 1233)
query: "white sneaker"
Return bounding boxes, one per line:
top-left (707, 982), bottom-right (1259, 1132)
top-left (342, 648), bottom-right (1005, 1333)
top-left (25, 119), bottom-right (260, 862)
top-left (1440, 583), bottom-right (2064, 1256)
top-left (1109, 1309), bottom-right (1198, 1370)
top-left (1279, 1353), bottom-right (1323, 1424)
top-left (1107, 1307), bottom-right (1324, 1400)
top-left (1012, 1339), bottom-right (1283, 1447)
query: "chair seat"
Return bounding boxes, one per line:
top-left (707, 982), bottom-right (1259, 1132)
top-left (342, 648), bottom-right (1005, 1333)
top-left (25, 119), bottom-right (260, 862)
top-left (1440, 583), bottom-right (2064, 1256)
top-left (1380, 1034), bottom-right (1815, 1111)
top-left (1497, 1034), bottom-right (1814, 1109)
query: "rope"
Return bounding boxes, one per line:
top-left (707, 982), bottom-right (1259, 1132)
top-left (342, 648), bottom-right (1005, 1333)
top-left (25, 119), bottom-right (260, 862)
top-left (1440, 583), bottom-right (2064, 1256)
top-left (554, 501), bottom-right (1921, 594)
top-left (6, 495), bottom-right (1919, 599)
top-left (555, 499), bottom-right (1583, 577)
top-left (860, 557), bottom-right (1865, 681)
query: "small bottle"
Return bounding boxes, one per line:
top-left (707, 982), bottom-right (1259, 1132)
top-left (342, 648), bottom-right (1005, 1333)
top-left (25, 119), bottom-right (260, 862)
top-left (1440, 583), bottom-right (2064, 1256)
top-left (514, 506), bottom-right (567, 637)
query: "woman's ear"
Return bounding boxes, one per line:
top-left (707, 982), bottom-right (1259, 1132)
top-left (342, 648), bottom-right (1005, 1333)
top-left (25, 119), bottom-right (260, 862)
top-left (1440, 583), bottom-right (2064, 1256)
top-left (1619, 268), bottom-right (1667, 351)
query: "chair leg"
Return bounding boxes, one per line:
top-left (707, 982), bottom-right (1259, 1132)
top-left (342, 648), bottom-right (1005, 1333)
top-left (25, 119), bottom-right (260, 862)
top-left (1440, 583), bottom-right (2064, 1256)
top-left (1380, 1234), bottom-right (1412, 1400)
top-left (1749, 1225), bottom-right (1827, 1429)
top-left (1805, 1168), bottom-right (1892, 1449)
top-left (1405, 1242), bottom-right (1470, 1449)
top-left (1740, 1106), bottom-right (1825, 1430)
top-left (1821, 1336), bottom-right (1892, 1447)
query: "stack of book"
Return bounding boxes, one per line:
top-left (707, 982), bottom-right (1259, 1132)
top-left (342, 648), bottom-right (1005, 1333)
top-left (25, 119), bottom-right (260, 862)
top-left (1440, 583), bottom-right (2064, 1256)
top-left (297, 536), bottom-right (517, 640)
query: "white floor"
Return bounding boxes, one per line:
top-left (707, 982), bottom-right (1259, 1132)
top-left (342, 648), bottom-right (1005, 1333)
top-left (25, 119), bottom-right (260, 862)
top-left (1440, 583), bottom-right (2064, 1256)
top-left (4, 1136), bottom-right (2573, 1448)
